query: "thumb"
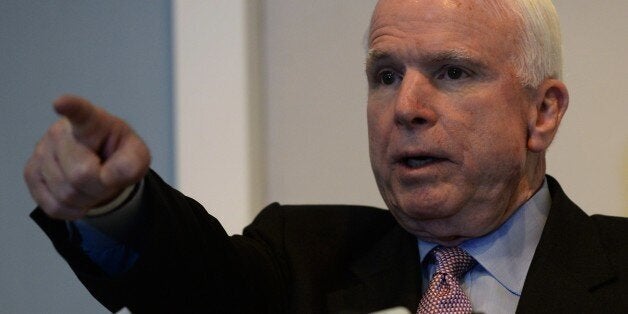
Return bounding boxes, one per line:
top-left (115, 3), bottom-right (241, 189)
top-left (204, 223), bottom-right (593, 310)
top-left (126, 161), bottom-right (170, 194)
top-left (53, 94), bottom-right (113, 151)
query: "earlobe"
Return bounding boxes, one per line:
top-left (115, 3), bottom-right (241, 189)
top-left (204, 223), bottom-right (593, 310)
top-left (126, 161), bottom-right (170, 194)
top-left (527, 80), bottom-right (569, 152)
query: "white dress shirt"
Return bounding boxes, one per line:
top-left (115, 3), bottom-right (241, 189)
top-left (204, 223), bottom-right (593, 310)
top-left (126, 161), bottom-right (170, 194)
top-left (419, 180), bottom-right (551, 314)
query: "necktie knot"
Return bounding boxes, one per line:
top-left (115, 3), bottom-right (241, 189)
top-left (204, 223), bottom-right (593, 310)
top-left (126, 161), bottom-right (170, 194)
top-left (417, 246), bottom-right (476, 314)
top-left (432, 246), bottom-right (476, 279)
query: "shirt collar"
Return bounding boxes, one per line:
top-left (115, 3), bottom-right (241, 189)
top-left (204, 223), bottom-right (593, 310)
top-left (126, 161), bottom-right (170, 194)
top-left (418, 179), bottom-right (551, 295)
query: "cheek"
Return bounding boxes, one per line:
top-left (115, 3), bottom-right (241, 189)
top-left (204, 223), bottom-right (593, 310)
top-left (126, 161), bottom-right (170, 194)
top-left (443, 97), bottom-right (529, 172)
top-left (367, 98), bottom-right (398, 195)
top-left (465, 114), bottom-right (529, 176)
top-left (367, 99), bottom-right (390, 155)
top-left (367, 102), bottom-right (384, 175)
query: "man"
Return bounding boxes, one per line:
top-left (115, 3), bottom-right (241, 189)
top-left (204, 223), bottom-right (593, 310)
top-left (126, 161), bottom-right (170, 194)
top-left (24, 0), bottom-right (627, 313)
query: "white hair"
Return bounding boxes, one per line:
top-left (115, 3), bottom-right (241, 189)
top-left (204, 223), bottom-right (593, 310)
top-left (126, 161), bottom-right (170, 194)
top-left (367, 0), bottom-right (564, 88)
top-left (484, 0), bottom-right (563, 87)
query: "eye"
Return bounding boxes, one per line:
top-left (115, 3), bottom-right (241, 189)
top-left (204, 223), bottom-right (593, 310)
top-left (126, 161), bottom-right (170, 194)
top-left (436, 66), bottom-right (469, 80)
top-left (378, 70), bottom-right (401, 85)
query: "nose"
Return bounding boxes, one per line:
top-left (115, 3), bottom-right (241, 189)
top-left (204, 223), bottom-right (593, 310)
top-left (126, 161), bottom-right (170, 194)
top-left (394, 70), bottom-right (437, 129)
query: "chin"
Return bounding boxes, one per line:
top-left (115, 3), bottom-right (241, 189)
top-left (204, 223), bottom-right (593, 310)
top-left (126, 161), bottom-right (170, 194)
top-left (392, 213), bottom-right (471, 245)
top-left (397, 203), bottom-right (451, 220)
top-left (387, 188), bottom-right (457, 220)
top-left (385, 192), bottom-right (473, 242)
top-left (392, 211), bottom-right (473, 245)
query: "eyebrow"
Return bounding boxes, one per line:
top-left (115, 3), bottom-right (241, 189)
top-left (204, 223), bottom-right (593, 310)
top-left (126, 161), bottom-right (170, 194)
top-left (365, 49), bottom-right (486, 72)
top-left (427, 50), bottom-right (477, 65)
top-left (365, 50), bottom-right (393, 74)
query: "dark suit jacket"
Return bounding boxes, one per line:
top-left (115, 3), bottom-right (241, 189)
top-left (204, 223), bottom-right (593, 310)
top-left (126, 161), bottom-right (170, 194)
top-left (32, 172), bottom-right (628, 313)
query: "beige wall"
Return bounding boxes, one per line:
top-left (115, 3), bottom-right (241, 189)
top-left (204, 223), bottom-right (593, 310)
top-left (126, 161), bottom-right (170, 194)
top-left (174, 1), bottom-right (262, 235)
top-left (260, 0), bottom-right (628, 217)
top-left (549, 0), bottom-right (628, 216)
top-left (262, 0), bottom-right (382, 208)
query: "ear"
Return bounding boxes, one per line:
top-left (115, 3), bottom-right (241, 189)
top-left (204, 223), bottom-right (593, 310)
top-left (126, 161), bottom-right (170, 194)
top-left (527, 80), bottom-right (569, 153)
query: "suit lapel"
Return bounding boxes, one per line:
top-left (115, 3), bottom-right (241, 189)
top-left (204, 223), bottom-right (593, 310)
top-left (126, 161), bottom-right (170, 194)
top-left (516, 176), bottom-right (617, 313)
top-left (326, 224), bottom-right (421, 313)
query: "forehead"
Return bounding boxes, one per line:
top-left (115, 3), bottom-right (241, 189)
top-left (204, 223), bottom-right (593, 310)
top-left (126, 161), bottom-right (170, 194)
top-left (370, 0), bottom-right (512, 30)
top-left (368, 0), bottom-right (519, 60)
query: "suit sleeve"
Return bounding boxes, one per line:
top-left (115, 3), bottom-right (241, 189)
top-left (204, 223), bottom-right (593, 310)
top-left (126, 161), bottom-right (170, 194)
top-left (31, 170), bottom-right (288, 313)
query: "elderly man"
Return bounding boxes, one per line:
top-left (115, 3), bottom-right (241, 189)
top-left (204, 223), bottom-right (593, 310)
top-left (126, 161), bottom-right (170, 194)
top-left (25, 0), bottom-right (627, 313)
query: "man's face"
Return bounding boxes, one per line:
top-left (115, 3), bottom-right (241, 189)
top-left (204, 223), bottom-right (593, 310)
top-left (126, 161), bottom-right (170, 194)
top-left (367, 0), bottom-right (542, 245)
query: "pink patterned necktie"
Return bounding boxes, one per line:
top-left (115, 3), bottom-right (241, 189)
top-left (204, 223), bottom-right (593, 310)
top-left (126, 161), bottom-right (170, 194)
top-left (417, 246), bottom-right (476, 314)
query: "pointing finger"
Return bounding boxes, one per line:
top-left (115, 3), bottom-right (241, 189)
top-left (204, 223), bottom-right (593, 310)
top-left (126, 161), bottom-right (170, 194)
top-left (55, 128), bottom-right (110, 200)
top-left (53, 95), bottom-right (111, 150)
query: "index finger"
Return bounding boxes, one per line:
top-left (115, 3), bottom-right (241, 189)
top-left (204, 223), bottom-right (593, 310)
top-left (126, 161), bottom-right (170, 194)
top-left (53, 95), bottom-right (110, 150)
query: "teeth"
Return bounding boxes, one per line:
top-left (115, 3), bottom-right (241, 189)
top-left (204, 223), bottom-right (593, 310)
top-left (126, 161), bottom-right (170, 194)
top-left (406, 157), bottom-right (435, 168)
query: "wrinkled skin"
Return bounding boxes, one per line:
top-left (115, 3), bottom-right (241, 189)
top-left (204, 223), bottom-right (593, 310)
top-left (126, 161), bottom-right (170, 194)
top-left (366, 0), bottom-right (568, 245)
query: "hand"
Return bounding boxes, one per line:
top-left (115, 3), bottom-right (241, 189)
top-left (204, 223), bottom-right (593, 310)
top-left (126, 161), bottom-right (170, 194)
top-left (24, 95), bottom-right (151, 220)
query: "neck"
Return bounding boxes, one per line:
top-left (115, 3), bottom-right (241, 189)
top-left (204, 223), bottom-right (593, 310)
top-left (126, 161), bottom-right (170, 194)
top-left (509, 152), bottom-right (546, 217)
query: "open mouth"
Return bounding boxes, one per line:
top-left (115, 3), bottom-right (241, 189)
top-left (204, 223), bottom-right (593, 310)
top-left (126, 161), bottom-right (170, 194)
top-left (402, 156), bottom-right (445, 168)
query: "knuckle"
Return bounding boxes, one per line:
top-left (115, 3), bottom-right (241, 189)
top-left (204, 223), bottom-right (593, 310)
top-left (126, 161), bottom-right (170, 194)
top-left (108, 159), bottom-right (142, 186)
top-left (57, 186), bottom-right (80, 205)
top-left (32, 139), bottom-right (48, 159)
top-left (24, 160), bottom-right (47, 191)
top-left (67, 161), bottom-right (98, 187)
top-left (23, 170), bottom-right (38, 190)
top-left (48, 121), bottom-right (65, 140)
top-left (114, 161), bottom-right (133, 179)
top-left (23, 160), bottom-right (37, 183)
